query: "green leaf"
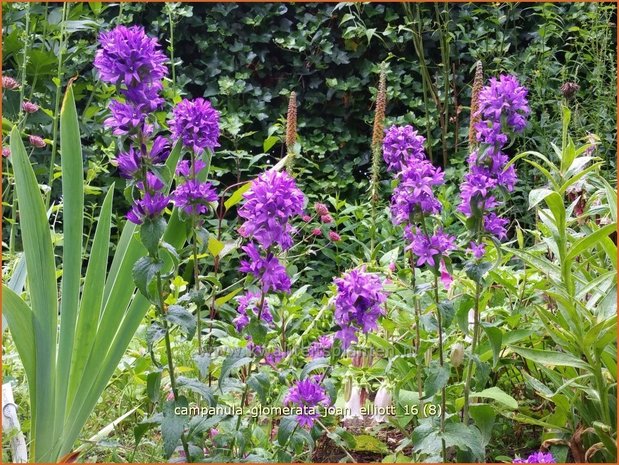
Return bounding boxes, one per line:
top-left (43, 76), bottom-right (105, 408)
top-left (482, 325), bottom-right (502, 368)
top-left (470, 386), bottom-right (518, 409)
top-left (423, 361), bottom-right (451, 399)
top-left (132, 256), bottom-right (163, 300)
top-left (166, 305), bottom-right (196, 340)
top-left (464, 261), bottom-right (492, 283)
top-left (147, 371), bottom-right (162, 403)
top-left (263, 135), bottom-right (279, 152)
top-left (219, 353), bottom-right (252, 391)
top-left (566, 222), bottom-right (617, 262)
top-left (162, 397), bottom-right (189, 458)
top-left (10, 125), bottom-right (58, 461)
top-left (352, 435), bottom-right (388, 454)
top-left (2, 285), bottom-right (36, 388)
top-left (438, 300), bottom-right (455, 329)
top-left (277, 416), bottom-right (298, 446)
top-left (469, 404), bottom-right (495, 445)
top-left (215, 287), bottom-right (243, 307)
top-left (247, 372), bottom-right (270, 403)
top-left (301, 357), bottom-right (330, 379)
top-left (207, 236), bottom-right (225, 257)
top-left (176, 377), bottom-right (215, 405)
top-left (140, 217), bottom-right (167, 257)
top-left (224, 182), bottom-right (251, 210)
top-left (510, 346), bottom-right (590, 370)
top-left (57, 84), bottom-right (85, 433)
top-left (193, 353), bottom-right (211, 379)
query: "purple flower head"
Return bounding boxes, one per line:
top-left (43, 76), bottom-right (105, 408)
top-left (233, 291), bottom-right (273, 331)
top-left (94, 25), bottom-right (168, 87)
top-left (22, 101), bottom-right (39, 113)
top-left (458, 166), bottom-right (500, 215)
top-left (308, 335), bottom-right (333, 359)
top-left (239, 243), bottom-right (291, 293)
top-left (383, 125), bottom-right (426, 173)
top-left (284, 378), bottom-right (331, 428)
top-left (475, 120), bottom-right (508, 147)
top-left (264, 349), bottom-right (287, 368)
top-left (120, 81), bottom-right (164, 111)
top-left (169, 98), bottom-right (220, 154)
top-left (116, 147), bottom-right (141, 179)
top-left (404, 227), bottom-right (456, 268)
top-left (390, 160), bottom-right (444, 223)
top-left (126, 192), bottom-right (170, 225)
top-left (513, 452), bottom-right (555, 464)
top-left (334, 267), bottom-right (387, 349)
top-left (469, 241), bottom-right (486, 259)
top-left (478, 75), bottom-right (530, 133)
top-left (176, 159), bottom-right (207, 177)
top-left (29, 135), bottom-right (46, 148)
top-left (483, 212), bottom-right (509, 239)
top-left (238, 170), bottom-right (306, 251)
top-left (173, 179), bottom-right (218, 215)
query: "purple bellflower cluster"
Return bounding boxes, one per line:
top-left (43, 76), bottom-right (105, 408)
top-left (333, 267), bottom-right (387, 349)
top-left (459, 75), bottom-right (529, 255)
top-left (235, 170), bottom-right (306, 341)
top-left (95, 25), bottom-right (171, 226)
top-left (284, 376), bottom-right (331, 428)
top-left (384, 125), bottom-right (456, 271)
top-left (233, 291), bottom-right (273, 332)
top-left (513, 452), bottom-right (556, 464)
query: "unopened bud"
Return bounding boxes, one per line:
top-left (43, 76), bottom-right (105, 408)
top-left (450, 343), bottom-right (465, 367)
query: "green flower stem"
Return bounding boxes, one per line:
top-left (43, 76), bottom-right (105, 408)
top-left (433, 274), bottom-right (447, 462)
top-left (410, 259), bottom-right (424, 415)
top-left (462, 279), bottom-right (481, 425)
top-left (46, 2), bottom-right (69, 207)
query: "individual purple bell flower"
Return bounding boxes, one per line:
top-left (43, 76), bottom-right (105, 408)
top-left (239, 243), bottom-right (291, 293)
top-left (116, 146), bottom-right (142, 179)
top-left (284, 378), bottom-right (331, 428)
top-left (175, 159), bottom-right (207, 177)
top-left (469, 241), bottom-right (486, 259)
top-left (483, 212), bottom-right (509, 239)
top-left (94, 25), bottom-right (168, 87)
top-left (148, 136), bottom-right (171, 164)
top-left (169, 98), bottom-right (220, 154)
top-left (104, 100), bottom-right (151, 136)
top-left (136, 172), bottom-right (165, 192)
top-left (238, 170), bottom-right (306, 250)
top-left (172, 179), bottom-right (218, 215)
top-left (404, 227), bottom-right (456, 268)
top-left (308, 335), bottom-right (333, 359)
top-left (390, 160), bottom-right (444, 223)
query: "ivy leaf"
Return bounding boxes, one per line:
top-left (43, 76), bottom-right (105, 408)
top-left (166, 305), bottom-right (196, 340)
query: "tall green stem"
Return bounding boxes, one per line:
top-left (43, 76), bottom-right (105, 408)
top-left (433, 275), bottom-right (447, 461)
top-left (462, 280), bottom-right (481, 425)
top-left (46, 2), bottom-right (69, 206)
top-left (410, 259), bottom-right (424, 414)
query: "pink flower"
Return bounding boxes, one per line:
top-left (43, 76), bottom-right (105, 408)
top-left (2, 76), bottom-right (20, 90)
top-left (311, 228), bottom-right (322, 236)
top-left (314, 202), bottom-right (329, 216)
top-left (439, 259), bottom-right (453, 290)
top-left (22, 101), bottom-right (39, 113)
top-left (328, 231), bottom-right (341, 242)
top-left (2, 147), bottom-right (10, 158)
top-left (28, 135), bottom-right (46, 148)
top-left (321, 214), bottom-right (334, 224)
top-left (388, 262), bottom-right (396, 272)
top-left (302, 214), bottom-right (311, 222)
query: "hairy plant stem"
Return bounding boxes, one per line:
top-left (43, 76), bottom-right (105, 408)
top-left (410, 260), bottom-right (424, 414)
top-left (462, 279), bottom-right (481, 425)
top-left (433, 274), bottom-right (447, 462)
top-left (156, 272), bottom-right (191, 460)
top-left (46, 2), bottom-right (69, 207)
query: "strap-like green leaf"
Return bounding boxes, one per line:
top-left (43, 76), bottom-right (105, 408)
top-left (10, 126), bottom-right (58, 461)
top-left (67, 185), bottom-right (114, 412)
top-left (56, 83), bottom-right (85, 441)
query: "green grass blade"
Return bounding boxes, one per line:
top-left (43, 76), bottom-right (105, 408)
top-left (10, 126), bottom-right (58, 461)
top-left (67, 185), bottom-right (114, 412)
top-left (56, 84), bottom-right (85, 443)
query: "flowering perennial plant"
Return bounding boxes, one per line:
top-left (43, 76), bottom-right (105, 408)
top-left (169, 98), bottom-right (220, 154)
top-left (333, 267), bottom-right (387, 349)
top-left (513, 452), bottom-right (556, 464)
top-left (459, 74), bottom-right (530, 247)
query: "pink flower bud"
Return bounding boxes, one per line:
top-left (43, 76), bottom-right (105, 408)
top-left (388, 262), bottom-right (396, 272)
top-left (328, 231), bottom-right (341, 242)
top-left (439, 259), bottom-right (453, 290)
top-left (301, 214), bottom-right (311, 222)
top-left (28, 135), bottom-right (46, 148)
top-left (321, 214), bottom-right (334, 224)
top-left (2, 76), bottom-right (20, 90)
top-left (22, 101), bottom-right (39, 113)
top-left (311, 228), bottom-right (322, 236)
top-left (2, 147), bottom-right (10, 158)
top-left (167, 391), bottom-right (175, 401)
top-left (314, 202), bottom-right (329, 216)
